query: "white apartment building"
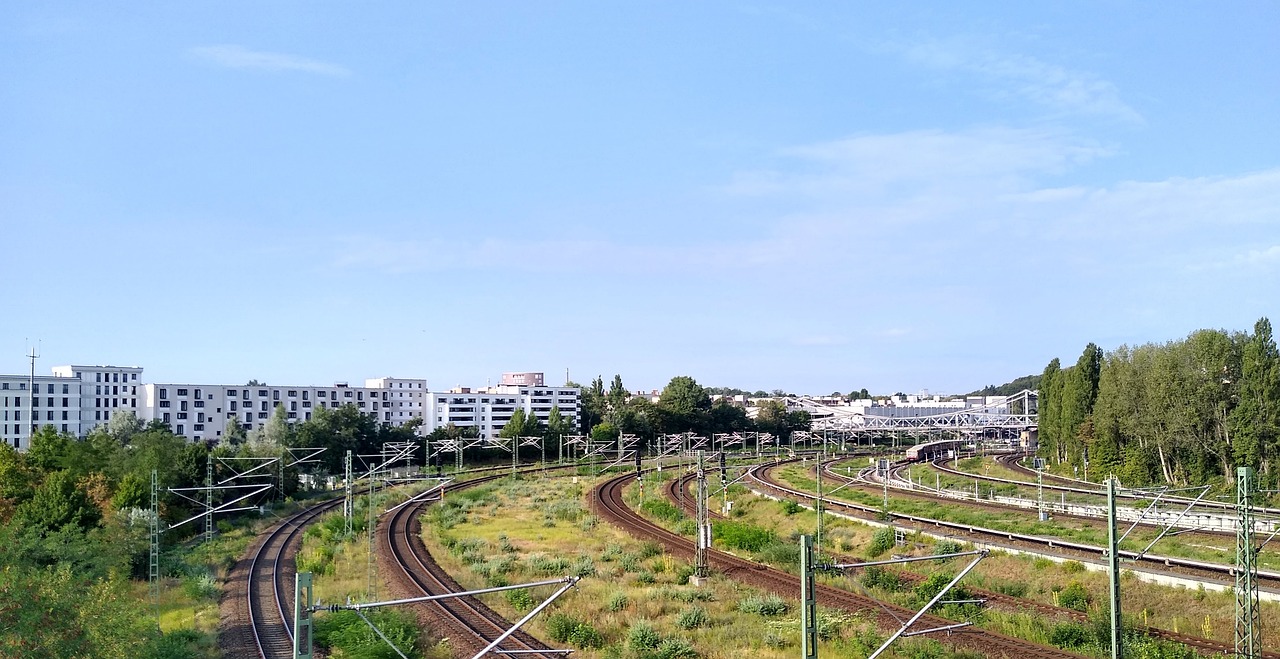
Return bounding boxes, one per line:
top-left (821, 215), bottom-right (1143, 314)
top-left (425, 375), bottom-right (579, 439)
top-left (1, 365), bottom-right (143, 449)
top-left (137, 378), bottom-right (428, 442)
top-left (51, 364), bottom-right (144, 429)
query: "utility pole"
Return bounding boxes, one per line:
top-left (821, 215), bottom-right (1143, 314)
top-left (1236, 466), bottom-right (1259, 658)
top-left (149, 469), bottom-right (160, 619)
top-left (366, 456), bottom-right (378, 601)
top-left (694, 450), bottom-right (709, 582)
top-left (293, 572), bottom-right (314, 659)
top-left (26, 343), bottom-right (38, 448)
top-left (816, 456), bottom-right (824, 561)
top-left (344, 450), bottom-right (353, 536)
top-left (800, 534), bottom-right (818, 659)
top-left (1035, 457), bottom-right (1047, 521)
top-left (204, 457), bottom-right (214, 542)
top-left (1107, 476), bottom-right (1122, 659)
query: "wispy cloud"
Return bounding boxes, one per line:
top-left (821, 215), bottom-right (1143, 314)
top-left (189, 44), bottom-right (350, 77)
top-left (882, 36), bottom-right (1141, 123)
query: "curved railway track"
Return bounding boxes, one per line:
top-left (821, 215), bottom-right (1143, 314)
top-left (225, 462), bottom-right (572, 659)
top-left (665, 467), bottom-right (1268, 658)
top-left (221, 493), bottom-right (346, 659)
top-left (785, 459), bottom-right (1280, 591)
top-left (379, 471), bottom-right (563, 658)
top-left (596, 471), bottom-right (1087, 659)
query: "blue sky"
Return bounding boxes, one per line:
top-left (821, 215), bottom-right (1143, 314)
top-left (2, 2), bottom-right (1278, 395)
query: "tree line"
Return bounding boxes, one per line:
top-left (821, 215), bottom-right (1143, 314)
top-left (1038, 317), bottom-right (1279, 491)
top-left (574, 374), bottom-right (812, 446)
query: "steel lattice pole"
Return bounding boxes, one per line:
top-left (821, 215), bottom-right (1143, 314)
top-left (1236, 466), bottom-right (1260, 658)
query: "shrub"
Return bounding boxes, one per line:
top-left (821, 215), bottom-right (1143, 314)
top-left (914, 572), bottom-right (970, 606)
top-left (866, 527), bottom-right (895, 558)
top-left (1057, 582), bottom-right (1090, 612)
top-left (714, 520), bottom-right (775, 552)
top-left (620, 554), bottom-right (640, 573)
top-left (674, 564), bottom-right (694, 584)
top-left (738, 594), bottom-right (789, 616)
top-left (638, 541), bottom-right (663, 559)
top-left (607, 592), bottom-right (629, 612)
top-left (641, 499), bottom-right (685, 524)
top-left (933, 540), bottom-right (961, 556)
top-left (506, 588), bottom-right (535, 612)
top-left (654, 637), bottom-right (699, 659)
top-left (628, 622), bottom-right (661, 650)
top-left (1062, 560), bottom-right (1086, 574)
top-left (860, 566), bottom-right (902, 592)
top-left (1049, 622), bottom-right (1091, 649)
top-left (634, 570), bottom-right (656, 585)
top-left (545, 613), bottom-right (604, 648)
top-left (530, 555), bottom-right (571, 575)
top-left (571, 555), bottom-right (596, 578)
top-left (778, 499), bottom-right (803, 515)
top-left (676, 605), bottom-right (709, 630)
top-left (569, 623), bottom-right (604, 649)
top-left (993, 581), bottom-right (1028, 598)
top-left (755, 540), bottom-right (800, 567)
top-left (601, 544), bottom-right (624, 562)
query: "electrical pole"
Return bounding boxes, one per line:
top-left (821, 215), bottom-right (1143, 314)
top-left (149, 469), bottom-right (160, 619)
top-left (800, 534), bottom-right (818, 659)
top-left (26, 343), bottom-right (38, 448)
top-left (1107, 476), bottom-right (1122, 659)
top-left (694, 450), bottom-right (709, 582)
top-left (204, 457), bottom-right (214, 542)
top-left (344, 450), bottom-right (353, 536)
top-left (816, 455), bottom-right (823, 561)
top-left (1235, 466), bottom-right (1259, 658)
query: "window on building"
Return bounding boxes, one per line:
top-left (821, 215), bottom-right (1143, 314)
top-left (176, 388), bottom-right (188, 397)
top-left (159, 388), bottom-right (167, 400)
top-left (230, 401), bottom-right (237, 411)
top-left (180, 401), bottom-right (188, 411)
top-left (46, 384), bottom-right (53, 394)
top-left (176, 424), bottom-right (183, 435)
top-left (227, 389), bottom-right (237, 397)
top-left (288, 390), bottom-right (297, 397)
top-left (272, 390), bottom-right (280, 400)
top-left (258, 390), bottom-right (267, 398)
top-left (96, 373), bottom-right (101, 382)
top-left (163, 413), bottom-right (170, 422)
top-left (194, 389), bottom-right (201, 398)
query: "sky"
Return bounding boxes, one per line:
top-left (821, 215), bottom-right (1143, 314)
top-left (2, 2), bottom-right (1278, 396)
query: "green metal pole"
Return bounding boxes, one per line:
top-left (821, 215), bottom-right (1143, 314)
top-left (800, 534), bottom-right (818, 659)
top-left (344, 450), bottom-right (353, 536)
top-left (1108, 476), bottom-right (1122, 659)
top-left (815, 456), bottom-right (823, 561)
top-left (204, 457), bottom-right (213, 542)
top-left (149, 468), bottom-right (159, 619)
top-left (293, 572), bottom-right (314, 659)
top-left (1236, 466), bottom-right (1259, 658)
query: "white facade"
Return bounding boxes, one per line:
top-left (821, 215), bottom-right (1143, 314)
top-left (1, 373), bottom-right (83, 449)
top-left (50, 365), bottom-right (144, 433)
top-left (426, 380), bottom-right (579, 439)
top-left (138, 378), bottom-right (429, 442)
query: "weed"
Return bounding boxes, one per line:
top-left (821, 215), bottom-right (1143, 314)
top-left (676, 605), bottom-right (710, 629)
top-left (506, 588), bottom-right (535, 612)
top-left (867, 527), bottom-right (895, 558)
top-left (607, 592), bottom-right (629, 612)
top-left (737, 594), bottom-right (789, 616)
top-left (860, 566), bottom-right (903, 592)
top-left (628, 621), bottom-right (661, 650)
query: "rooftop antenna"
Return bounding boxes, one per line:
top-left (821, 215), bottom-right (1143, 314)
top-left (565, 367), bottom-right (570, 386)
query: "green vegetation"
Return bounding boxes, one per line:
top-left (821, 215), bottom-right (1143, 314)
top-left (1039, 318), bottom-right (1280, 493)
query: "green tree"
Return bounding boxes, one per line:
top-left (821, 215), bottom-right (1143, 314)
top-left (591, 421), bottom-right (620, 444)
top-left (657, 376), bottom-right (712, 434)
top-left (106, 410), bottom-right (143, 444)
top-left (545, 406), bottom-right (574, 441)
top-left (499, 409), bottom-right (541, 439)
top-left (708, 400), bottom-right (751, 434)
top-left (25, 425), bottom-right (72, 473)
top-left (1232, 317), bottom-right (1280, 483)
top-left (576, 377), bottom-right (607, 434)
top-left (14, 470), bottom-right (102, 532)
top-left (1038, 359), bottom-right (1062, 464)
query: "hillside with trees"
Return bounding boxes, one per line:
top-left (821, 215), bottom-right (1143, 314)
top-left (1038, 317), bottom-right (1279, 492)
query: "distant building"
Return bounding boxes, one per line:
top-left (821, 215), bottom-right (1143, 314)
top-left (2, 364), bottom-right (143, 449)
top-left (426, 373), bottom-right (579, 439)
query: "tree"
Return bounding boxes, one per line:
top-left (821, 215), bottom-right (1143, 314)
top-left (577, 377), bottom-right (607, 434)
top-left (1231, 317), bottom-right (1280, 483)
top-left (607, 375), bottom-right (628, 413)
top-left (25, 426), bottom-right (72, 473)
top-left (754, 399), bottom-right (810, 442)
top-left (106, 410), bottom-right (143, 444)
top-left (14, 470), bottom-right (101, 532)
top-left (223, 417), bottom-right (248, 446)
top-left (708, 400), bottom-right (751, 434)
top-left (1038, 359), bottom-right (1062, 464)
top-left (499, 409), bottom-right (541, 439)
top-left (544, 406), bottom-right (574, 441)
top-left (657, 376), bottom-right (712, 434)
top-left (591, 421), bottom-right (620, 444)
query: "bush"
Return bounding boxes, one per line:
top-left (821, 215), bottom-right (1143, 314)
top-left (530, 555), bottom-right (571, 575)
top-left (1062, 560), bottom-right (1086, 574)
top-left (914, 572), bottom-right (970, 606)
top-left (638, 541), bottom-right (663, 559)
top-left (867, 527), bottom-right (895, 558)
top-left (754, 540), bottom-right (800, 567)
top-left (654, 637), bottom-right (699, 659)
top-left (933, 540), bottom-right (961, 556)
top-left (674, 564), bottom-right (695, 584)
top-left (506, 588), bottom-right (535, 612)
top-left (571, 555), bottom-right (596, 578)
top-left (714, 521), bottom-right (775, 552)
top-left (1057, 582), bottom-right (1090, 612)
top-left (778, 499), bottom-right (803, 515)
top-left (641, 499), bottom-right (686, 524)
top-left (628, 622), bottom-right (661, 650)
top-left (738, 594), bottom-right (789, 616)
top-left (634, 570), bottom-right (656, 585)
top-left (1049, 622), bottom-right (1091, 649)
top-left (601, 544), bottom-right (624, 562)
top-left (607, 592), bottom-right (629, 612)
top-left (314, 609), bottom-right (419, 657)
top-left (676, 605), bottom-right (709, 630)
top-left (544, 613), bottom-right (603, 648)
top-left (993, 581), bottom-right (1028, 598)
top-left (860, 566), bottom-right (902, 592)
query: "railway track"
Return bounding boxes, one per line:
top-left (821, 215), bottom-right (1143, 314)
top-left (224, 462), bottom-right (572, 659)
top-left (596, 471), bottom-right (1087, 659)
top-left (787, 459), bottom-right (1280, 593)
top-left (379, 471), bottom-right (564, 658)
top-left (221, 494), bottom-right (346, 659)
top-left (665, 468), bottom-right (1268, 658)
